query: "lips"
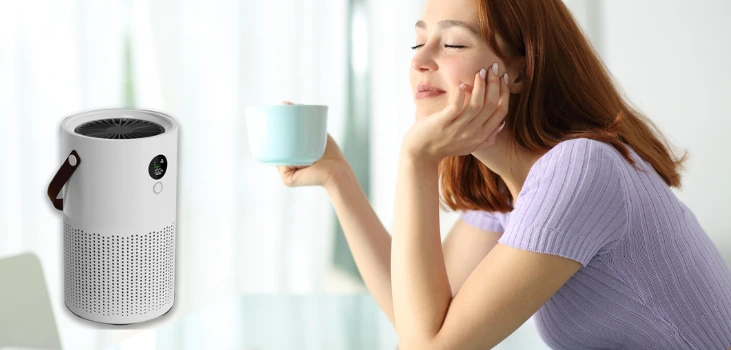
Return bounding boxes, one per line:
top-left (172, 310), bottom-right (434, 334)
top-left (415, 84), bottom-right (446, 99)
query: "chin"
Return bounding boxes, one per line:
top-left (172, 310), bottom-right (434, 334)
top-left (414, 101), bottom-right (445, 120)
top-left (414, 109), bottom-right (435, 121)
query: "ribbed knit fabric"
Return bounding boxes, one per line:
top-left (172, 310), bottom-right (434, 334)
top-left (461, 138), bottom-right (731, 350)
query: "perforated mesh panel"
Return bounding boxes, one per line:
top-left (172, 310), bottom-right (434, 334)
top-left (63, 222), bottom-right (175, 318)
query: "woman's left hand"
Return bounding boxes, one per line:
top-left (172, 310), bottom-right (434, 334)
top-left (402, 63), bottom-right (510, 166)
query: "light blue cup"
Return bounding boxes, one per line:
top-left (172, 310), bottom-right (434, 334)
top-left (245, 105), bottom-right (328, 166)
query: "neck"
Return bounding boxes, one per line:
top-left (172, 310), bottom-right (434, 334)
top-left (470, 131), bottom-right (545, 208)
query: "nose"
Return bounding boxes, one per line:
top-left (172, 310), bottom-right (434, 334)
top-left (411, 45), bottom-right (438, 72)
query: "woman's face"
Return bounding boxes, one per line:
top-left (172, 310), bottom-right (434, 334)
top-left (410, 0), bottom-right (505, 120)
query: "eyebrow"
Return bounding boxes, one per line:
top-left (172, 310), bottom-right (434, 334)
top-left (415, 19), bottom-right (480, 35)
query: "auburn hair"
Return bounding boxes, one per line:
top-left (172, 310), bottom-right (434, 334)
top-left (439, 0), bottom-right (688, 213)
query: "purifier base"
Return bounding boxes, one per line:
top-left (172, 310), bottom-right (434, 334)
top-left (66, 297), bottom-right (174, 325)
top-left (63, 217), bottom-right (177, 325)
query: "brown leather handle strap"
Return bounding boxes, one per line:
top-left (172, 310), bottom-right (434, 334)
top-left (48, 150), bottom-right (81, 211)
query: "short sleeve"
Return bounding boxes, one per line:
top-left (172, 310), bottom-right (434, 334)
top-left (498, 138), bottom-right (629, 266)
top-left (460, 210), bottom-right (504, 233)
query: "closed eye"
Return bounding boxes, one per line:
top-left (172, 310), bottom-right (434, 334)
top-left (410, 44), bottom-right (467, 50)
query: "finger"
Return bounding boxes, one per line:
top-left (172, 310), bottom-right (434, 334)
top-left (439, 81), bottom-right (467, 123)
top-left (466, 66), bottom-right (493, 130)
top-left (484, 62), bottom-right (501, 115)
top-left (484, 120), bottom-right (506, 145)
top-left (482, 72), bottom-right (511, 135)
top-left (282, 101), bottom-right (294, 105)
top-left (459, 68), bottom-right (487, 126)
top-left (276, 165), bottom-right (300, 186)
top-left (470, 63), bottom-right (500, 131)
top-left (276, 165), bottom-right (291, 176)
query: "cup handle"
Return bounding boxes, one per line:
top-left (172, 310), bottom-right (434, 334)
top-left (47, 150), bottom-right (81, 211)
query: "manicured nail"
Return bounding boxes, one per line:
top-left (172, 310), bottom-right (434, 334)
top-left (460, 83), bottom-right (466, 90)
top-left (497, 121), bottom-right (506, 133)
top-left (491, 62), bottom-right (499, 75)
top-left (479, 68), bottom-right (486, 80)
top-left (503, 73), bottom-right (509, 84)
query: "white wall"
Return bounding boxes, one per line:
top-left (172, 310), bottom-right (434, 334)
top-left (369, 0), bottom-right (431, 234)
top-left (600, 0), bottom-right (731, 262)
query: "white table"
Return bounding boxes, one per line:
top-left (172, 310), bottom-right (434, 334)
top-left (105, 293), bottom-right (549, 350)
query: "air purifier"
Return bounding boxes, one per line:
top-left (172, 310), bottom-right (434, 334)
top-left (47, 108), bottom-right (178, 324)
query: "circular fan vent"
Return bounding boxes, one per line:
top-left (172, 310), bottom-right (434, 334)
top-left (75, 118), bottom-right (165, 139)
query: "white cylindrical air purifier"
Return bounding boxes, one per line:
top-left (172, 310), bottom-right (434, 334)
top-left (47, 108), bottom-right (178, 324)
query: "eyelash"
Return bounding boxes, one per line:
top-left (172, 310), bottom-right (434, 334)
top-left (410, 44), bottom-right (466, 50)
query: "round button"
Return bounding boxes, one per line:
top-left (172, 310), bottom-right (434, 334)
top-left (68, 154), bottom-right (77, 166)
top-left (153, 181), bottom-right (163, 194)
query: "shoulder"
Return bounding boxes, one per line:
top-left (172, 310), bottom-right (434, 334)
top-left (520, 137), bottom-right (628, 208)
top-left (535, 138), bottom-right (621, 170)
top-left (527, 138), bottom-right (625, 183)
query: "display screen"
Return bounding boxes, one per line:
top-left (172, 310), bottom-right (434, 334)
top-left (148, 154), bottom-right (168, 180)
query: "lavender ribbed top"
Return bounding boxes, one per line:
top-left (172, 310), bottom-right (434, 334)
top-left (461, 138), bottom-right (731, 349)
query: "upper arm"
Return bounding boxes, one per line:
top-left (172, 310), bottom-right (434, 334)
top-left (443, 218), bottom-right (501, 296)
top-left (433, 243), bottom-right (582, 349)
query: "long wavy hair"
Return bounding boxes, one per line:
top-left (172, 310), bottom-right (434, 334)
top-left (439, 0), bottom-right (688, 213)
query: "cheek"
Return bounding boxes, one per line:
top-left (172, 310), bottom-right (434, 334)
top-left (441, 55), bottom-right (483, 89)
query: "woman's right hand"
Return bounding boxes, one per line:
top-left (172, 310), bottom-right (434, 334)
top-left (276, 102), bottom-right (350, 189)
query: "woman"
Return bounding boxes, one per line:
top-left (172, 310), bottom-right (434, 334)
top-left (278, 0), bottom-right (731, 348)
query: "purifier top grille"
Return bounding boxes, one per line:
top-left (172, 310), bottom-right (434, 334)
top-left (74, 118), bottom-right (165, 139)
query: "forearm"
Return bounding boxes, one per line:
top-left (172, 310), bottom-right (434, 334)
top-left (325, 166), bottom-right (395, 326)
top-left (391, 154), bottom-right (452, 347)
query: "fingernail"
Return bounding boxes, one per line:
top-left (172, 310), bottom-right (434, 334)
top-left (497, 120), bottom-right (506, 133)
top-left (460, 83), bottom-right (466, 90)
top-left (479, 68), bottom-right (486, 80)
top-left (491, 62), bottom-right (499, 75)
top-left (503, 73), bottom-right (509, 84)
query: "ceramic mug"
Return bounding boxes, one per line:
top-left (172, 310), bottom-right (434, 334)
top-left (244, 104), bottom-right (328, 166)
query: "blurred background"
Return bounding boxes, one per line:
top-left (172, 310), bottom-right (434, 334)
top-left (1, 0), bottom-right (729, 349)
